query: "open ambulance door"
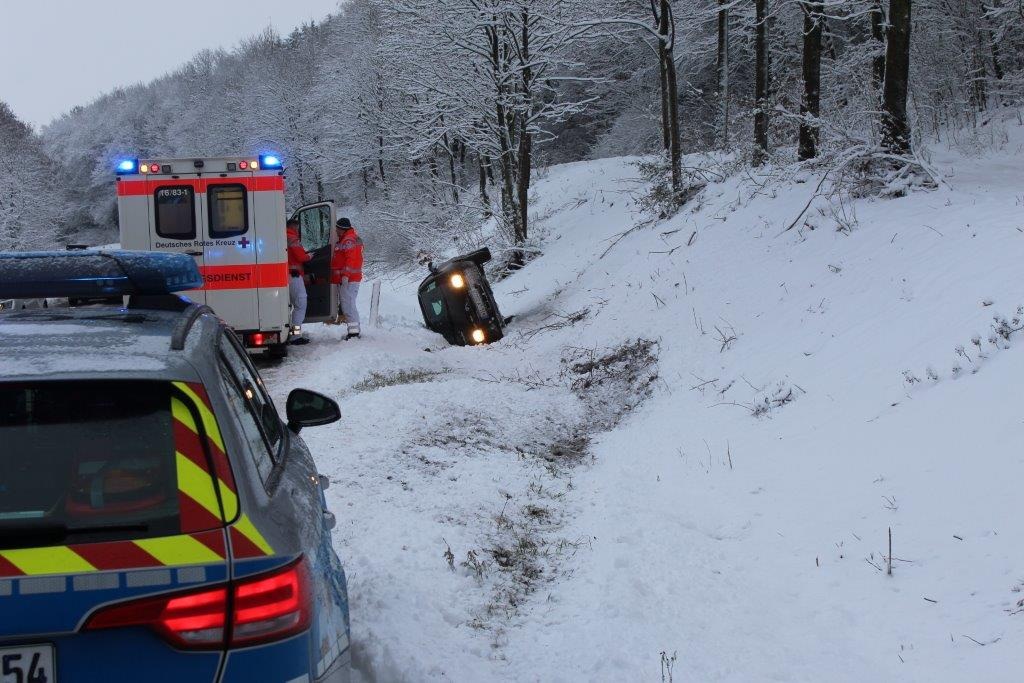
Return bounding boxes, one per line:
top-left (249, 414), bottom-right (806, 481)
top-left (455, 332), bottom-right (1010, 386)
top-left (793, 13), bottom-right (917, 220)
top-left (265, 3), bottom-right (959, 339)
top-left (291, 201), bottom-right (337, 323)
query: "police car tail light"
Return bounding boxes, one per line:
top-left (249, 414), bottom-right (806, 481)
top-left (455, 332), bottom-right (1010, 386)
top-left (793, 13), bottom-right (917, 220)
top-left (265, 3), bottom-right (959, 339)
top-left (230, 557), bottom-right (312, 646)
top-left (84, 558), bottom-right (311, 649)
top-left (84, 584), bottom-right (228, 650)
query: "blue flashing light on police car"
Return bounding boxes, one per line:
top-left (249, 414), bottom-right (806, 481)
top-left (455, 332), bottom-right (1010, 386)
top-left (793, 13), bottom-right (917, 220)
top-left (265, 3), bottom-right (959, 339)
top-left (115, 158), bottom-right (139, 174)
top-left (0, 250), bottom-right (202, 299)
top-left (259, 153), bottom-right (283, 170)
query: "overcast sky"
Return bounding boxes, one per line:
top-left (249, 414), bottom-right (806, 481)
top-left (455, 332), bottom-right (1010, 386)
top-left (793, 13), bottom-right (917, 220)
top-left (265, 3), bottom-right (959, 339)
top-left (2, 0), bottom-right (341, 130)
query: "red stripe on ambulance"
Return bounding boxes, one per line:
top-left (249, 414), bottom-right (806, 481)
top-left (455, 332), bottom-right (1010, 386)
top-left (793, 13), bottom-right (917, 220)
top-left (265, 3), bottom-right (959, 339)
top-left (198, 264), bottom-right (288, 291)
top-left (116, 176), bottom-right (285, 196)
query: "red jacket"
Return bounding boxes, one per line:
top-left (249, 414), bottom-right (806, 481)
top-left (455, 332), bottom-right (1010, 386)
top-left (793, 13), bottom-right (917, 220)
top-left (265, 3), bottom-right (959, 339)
top-left (330, 228), bottom-right (364, 284)
top-left (287, 227), bottom-right (311, 276)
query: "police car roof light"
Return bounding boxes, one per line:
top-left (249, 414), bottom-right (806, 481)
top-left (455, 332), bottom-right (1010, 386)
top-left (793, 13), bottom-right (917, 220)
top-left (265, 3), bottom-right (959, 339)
top-left (259, 154), bottom-right (283, 170)
top-left (0, 250), bottom-right (203, 300)
top-left (116, 158), bottom-right (139, 174)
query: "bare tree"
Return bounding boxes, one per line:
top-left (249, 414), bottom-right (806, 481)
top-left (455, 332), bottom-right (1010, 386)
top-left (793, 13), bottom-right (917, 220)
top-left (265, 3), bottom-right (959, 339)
top-left (798, 1), bottom-right (823, 160)
top-left (882, 0), bottom-right (912, 154)
top-left (753, 0), bottom-right (770, 166)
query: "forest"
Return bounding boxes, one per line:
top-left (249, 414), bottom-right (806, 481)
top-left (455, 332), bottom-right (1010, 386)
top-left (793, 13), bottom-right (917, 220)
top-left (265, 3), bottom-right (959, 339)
top-left (1, 0), bottom-right (1021, 262)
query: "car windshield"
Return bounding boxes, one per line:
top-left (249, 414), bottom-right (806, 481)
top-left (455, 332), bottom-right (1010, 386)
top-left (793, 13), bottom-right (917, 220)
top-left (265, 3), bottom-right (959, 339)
top-left (421, 281), bottom-right (447, 323)
top-left (0, 380), bottom-right (183, 550)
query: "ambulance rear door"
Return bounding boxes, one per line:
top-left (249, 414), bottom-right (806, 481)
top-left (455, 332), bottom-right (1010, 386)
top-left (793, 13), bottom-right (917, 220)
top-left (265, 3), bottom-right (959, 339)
top-left (150, 179), bottom-right (207, 306)
top-left (290, 201), bottom-right (337, 323)
top-left (199, 179), bottom-right (258, 330)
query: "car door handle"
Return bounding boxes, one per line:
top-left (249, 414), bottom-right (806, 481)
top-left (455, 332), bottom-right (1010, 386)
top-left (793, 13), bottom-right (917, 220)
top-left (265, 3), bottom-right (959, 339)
top-left (185, 250), bottom-right (203, 257)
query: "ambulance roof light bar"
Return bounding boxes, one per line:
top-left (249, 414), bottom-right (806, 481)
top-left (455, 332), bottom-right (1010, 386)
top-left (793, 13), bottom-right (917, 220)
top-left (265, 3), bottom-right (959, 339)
top-left (259, 154), bottom-right (283, 170)
top-left (0, 250), bottom-right (203, 299)
top-left (116, 158), bottom-right (139, 175)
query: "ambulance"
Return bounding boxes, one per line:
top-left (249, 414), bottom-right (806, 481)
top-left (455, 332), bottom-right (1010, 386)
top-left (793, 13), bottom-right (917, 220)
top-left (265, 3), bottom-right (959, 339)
top-left (116, 155), bottom-right (338, 356)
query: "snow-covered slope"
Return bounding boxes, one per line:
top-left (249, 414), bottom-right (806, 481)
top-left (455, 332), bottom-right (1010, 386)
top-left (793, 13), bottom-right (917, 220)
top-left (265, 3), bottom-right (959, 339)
top-left (264, 117), bottom-right (1024, 682)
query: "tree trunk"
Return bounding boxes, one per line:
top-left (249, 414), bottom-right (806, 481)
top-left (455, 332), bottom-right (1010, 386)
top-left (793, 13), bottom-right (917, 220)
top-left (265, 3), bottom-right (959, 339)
top-left (479, 155), bottom-right (492, 218)
top-left (753, 0), bottom-right (769, 166)
top-left (870, 0), bottom-right (886, 91)
top-left (717, 0), bottom-right (730, 148)
top-left (488, 22), bottom-right (519, 240)
top-left (512, 6), bottom-right (533, 268)
top-left (659, 42), bottom-right (671, 153)
top-left (656, 0), bottom-right (682, 190)
top-left (983, 1), bottom-right (1004, 84)
top-left (881, 0), bottom-right (912, 155)
top-left (798, 2), bottom-right (823, 160)
top-left (442, 130), bottom-right (460, 204)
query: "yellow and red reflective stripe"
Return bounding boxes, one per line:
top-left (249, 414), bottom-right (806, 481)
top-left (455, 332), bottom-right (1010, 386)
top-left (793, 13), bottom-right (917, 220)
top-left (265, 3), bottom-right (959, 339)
top-left (0, 530), bottom-right (227, 578)
top-left (172, 382), bottom-right (273, 558)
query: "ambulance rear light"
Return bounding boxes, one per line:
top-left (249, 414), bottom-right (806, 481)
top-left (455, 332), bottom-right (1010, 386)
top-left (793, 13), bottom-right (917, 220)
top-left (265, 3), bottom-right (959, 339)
top-left (116, 158), bottom-right (139, 175)
top-left (84, 557), bottom-right (312, 650)
top-left (259, 154), bottom-right (283, 170)
top-left (245, 332), bottom-right (280, 347)
top-left (0, 251), bottom-right (203, 299)
top-left (239, 161), bottom-right (249, 170)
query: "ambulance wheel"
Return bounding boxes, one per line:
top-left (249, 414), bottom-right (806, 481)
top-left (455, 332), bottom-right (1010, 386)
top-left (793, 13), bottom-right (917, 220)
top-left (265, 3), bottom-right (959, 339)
top-left (268, 343), bottom-right (289, 359)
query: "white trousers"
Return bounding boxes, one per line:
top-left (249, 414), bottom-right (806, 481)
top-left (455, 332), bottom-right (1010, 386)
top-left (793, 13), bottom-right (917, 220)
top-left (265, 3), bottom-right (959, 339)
top-left (289, 276), bottom-right (307, 328)
top-left (336, 282), bottom-right (361, 333)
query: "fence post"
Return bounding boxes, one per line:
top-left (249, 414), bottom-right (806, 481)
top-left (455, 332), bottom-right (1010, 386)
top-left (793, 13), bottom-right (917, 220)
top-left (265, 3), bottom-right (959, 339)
top-left (370, 280), bottom-right (381, 328)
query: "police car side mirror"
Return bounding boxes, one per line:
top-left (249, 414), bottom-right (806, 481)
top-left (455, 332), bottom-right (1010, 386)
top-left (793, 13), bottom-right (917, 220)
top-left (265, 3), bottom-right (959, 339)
top-left (286, 389), bottom-right (341, 433)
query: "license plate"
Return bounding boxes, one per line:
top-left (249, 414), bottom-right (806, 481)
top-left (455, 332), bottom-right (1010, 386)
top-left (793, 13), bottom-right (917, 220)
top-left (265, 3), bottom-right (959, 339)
top-left (0, 644), bottom-right (54, 683)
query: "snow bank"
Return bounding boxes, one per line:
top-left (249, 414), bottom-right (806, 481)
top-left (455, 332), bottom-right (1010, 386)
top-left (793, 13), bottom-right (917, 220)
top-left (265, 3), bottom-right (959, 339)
top-left (264, 117), bottom-right (1024, 681)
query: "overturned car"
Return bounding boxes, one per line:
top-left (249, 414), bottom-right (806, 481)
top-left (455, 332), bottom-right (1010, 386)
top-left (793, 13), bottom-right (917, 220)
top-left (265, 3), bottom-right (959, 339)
top-left (418, 248), bottom-right (505, 346)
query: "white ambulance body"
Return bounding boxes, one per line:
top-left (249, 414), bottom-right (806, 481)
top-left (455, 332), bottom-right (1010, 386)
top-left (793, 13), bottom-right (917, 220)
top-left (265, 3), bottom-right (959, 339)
top-left (116, 156), bottom-right (337, 354)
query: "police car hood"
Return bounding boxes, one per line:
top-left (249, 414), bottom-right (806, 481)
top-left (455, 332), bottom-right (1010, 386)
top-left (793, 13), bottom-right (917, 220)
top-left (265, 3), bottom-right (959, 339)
top-left (0, 307), bottom-right (201, 381)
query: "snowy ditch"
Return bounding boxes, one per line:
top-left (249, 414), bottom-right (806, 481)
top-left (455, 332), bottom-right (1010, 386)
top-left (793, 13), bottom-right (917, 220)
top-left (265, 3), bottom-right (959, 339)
top-left (260, 298), bottom-right (659, 679)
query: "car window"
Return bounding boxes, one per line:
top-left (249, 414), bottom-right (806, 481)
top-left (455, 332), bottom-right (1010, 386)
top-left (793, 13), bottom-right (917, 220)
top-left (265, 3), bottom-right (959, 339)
top-left (218, 333), bottom-right (283, 479)
top-left (296, 204), bottom-right (332, 252)
top-left (0, 380), bottom-right (191, 549)
top-left (422, 281), bottom-right (446, 322)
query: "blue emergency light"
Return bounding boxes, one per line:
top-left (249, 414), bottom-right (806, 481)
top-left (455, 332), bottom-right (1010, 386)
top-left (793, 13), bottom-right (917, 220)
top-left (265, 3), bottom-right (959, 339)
top-left (115, 158), bottom-right (139, 174)
top-left (259, 154), bottom-right (283, 170)
top-left (0, 251), bottom-right (203, 299)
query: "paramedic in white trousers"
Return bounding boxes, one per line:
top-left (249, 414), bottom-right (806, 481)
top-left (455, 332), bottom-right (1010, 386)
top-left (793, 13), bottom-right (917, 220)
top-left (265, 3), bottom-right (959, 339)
top-left (330, 217), bottom-right (364, 340)
top-left (286, 218), bottom-right (311, 345)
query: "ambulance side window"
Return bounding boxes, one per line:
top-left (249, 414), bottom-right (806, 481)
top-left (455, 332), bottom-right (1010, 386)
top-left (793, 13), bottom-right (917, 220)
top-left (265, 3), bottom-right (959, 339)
top-left (154, 186), bottom-right (196, 239)
top-left (208, 184), bottom-right (248, 238)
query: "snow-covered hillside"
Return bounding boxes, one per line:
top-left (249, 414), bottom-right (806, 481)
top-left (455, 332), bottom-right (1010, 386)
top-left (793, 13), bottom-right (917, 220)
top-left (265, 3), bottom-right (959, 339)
top-left (264, 117), bottom-right (1024, 682)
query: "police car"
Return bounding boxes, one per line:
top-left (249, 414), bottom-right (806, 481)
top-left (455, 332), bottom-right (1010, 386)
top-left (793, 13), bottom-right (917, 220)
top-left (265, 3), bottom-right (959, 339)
top-left (0, 251), bottom-right (351, 682)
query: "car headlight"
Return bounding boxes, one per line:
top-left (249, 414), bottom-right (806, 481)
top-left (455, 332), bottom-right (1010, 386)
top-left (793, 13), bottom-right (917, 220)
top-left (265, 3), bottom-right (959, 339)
top-left (470, 329), bottom-right (486, 344)
top-left (450, 273), bottom-right (465, 289)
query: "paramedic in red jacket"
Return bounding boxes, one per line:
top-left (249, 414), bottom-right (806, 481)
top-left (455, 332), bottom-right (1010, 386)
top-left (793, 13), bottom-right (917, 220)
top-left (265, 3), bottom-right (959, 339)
top-left (286, 218), bottom-right (312, 345)
top-left (330, 217), bottom-right (364, 339)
